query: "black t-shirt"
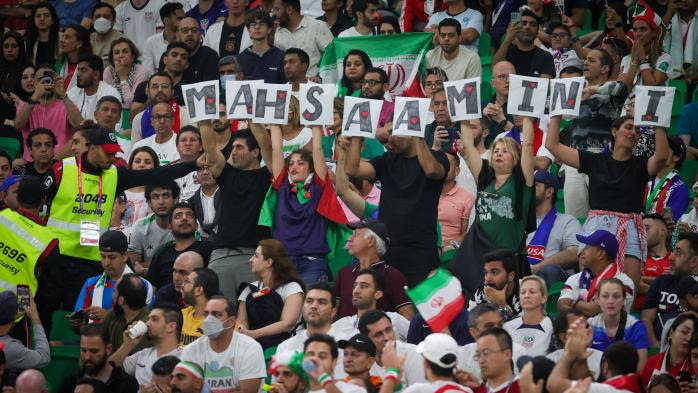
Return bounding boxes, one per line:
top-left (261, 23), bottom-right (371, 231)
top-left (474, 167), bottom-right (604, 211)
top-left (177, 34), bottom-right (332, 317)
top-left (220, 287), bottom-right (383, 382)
top-left (506, 45), bottom-right (555, 77)
top-left (184, 46), bottom-right (220, 83)
top-left (369, 151), bottom-right (449, 247)
top-left (578, 151), bottom-right (650, 213)
top-left (133, 80), bottom-right (184, 106)
top-left (643, 274), bottom-right (697, 339)
top-left (214, 165), bottom-right (271, 249)
top-left (35, 40), bottom-right (54, 67)
top-left (146, 240), bottom-right (213, 289)
top-left (219, 22), bottom-right (246, 57)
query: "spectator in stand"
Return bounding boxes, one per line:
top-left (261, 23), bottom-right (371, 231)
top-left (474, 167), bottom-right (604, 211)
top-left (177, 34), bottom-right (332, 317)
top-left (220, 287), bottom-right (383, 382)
top-left (588, 278), bottom-right (649, 370)
top-left (0, 175), bottom-right (20, 211)
top-left (131, 72), bottom-right (191, 144)
top-left (219, 56), bottom-right (245, 89)
top-left (680, 183), bottom-right (698, 231)
top-left (186, 0), bottom-right (226, 32)
top-left (642, 232), bottom-right (698, 347)
top-left (526, 169), bottom-right (582, 287)
top-left (103, 38), bottom-right (151, 111)
top-left (400, 0), bottom-right (446, 32)
top-left (180, 268), bottom-right (219, 345)
top-left (90, 3), bottom-right (122, 67)
top-left (67, 55), bottom-right (122, 121)
top-left (128, 181), bottom-right (180, 268)
top-left (170, 361), bottom-right (206, 393)
top-left (338, 49), bottom-right (372, 97)
top-left (318, 0), bottom-right (352, 37)
top-left (0, 151), bottom-right (11, 184)
top-left (0, 32), bottom-right (27, 123)
top-left (142, 3), bottom-right (184, 73)
top-left (481, 61), bottom-right (515, 144)
top-left (425, 0), bottom-right (483, 53)
top-left (557, 230), bottom-right (635, 316)
top-left (14, 370), bottom-right (50, 393)
top-left (660, 280), bottom-right (698, 349)
top-left (335, 218), bottom-right (413, 319)
top-left (237, 239), bottom-right (304, 349)
top-left (546, 23), bottom-right (583, 77)
top-left (146, 202), bottom-right (212, 289)
top-left (123, 146), bottom-right (159, 230)
top-left (114, 0), bottom-right (169, 52)
top-left (172, 126), bottom-right (203, 201)
top-left (641, 313), bottom-right (697, 386)
top-left (237, 11), bottom-right (286, 83)
top-left (546, 310), bottom-right (603, 378)
top-left (0, 291), bottom-right (49, 372)
top-left (503, 276), bottom-right (553, 357)
top-left (637, 214), bottom-right (673, 310)
top-left (277, 282), bottom-right (339, 354)
top-left (180, 296), bottom-right (266, 393)
top-left (339, 333), bottom-right (377, 385)
top-left (426, 18), bottom-right (482, 82)
top-left (58, 324), bottom-right (139, 393)
top-left (56, 25), bottom-right (92, 92)
top-left (203, 0), bottom-right (251, 57)
top-left (131, 102), bottom-right (180, 164)
top-left (178, 18), bottom-right (219, 83)
top-left (378, 16), bottom-right (401, 35)
top-left (644, 137), bottom-right (689, 221)
top-left (360, 68), bottom-right (394, 145)
top-left (153, 251), bottom-right (205, 307)
top-left (302, 334), bottom-right (367, 393)
top-left (468, 249), bottom-right (522, 320)
top-left (15, 65), bottom-right (83, 161)
top-left (619, 5), bottom-right (671, 89)
top-left (13, 128), bottom-right (56, 180)
top-left (102, 274), bottom-right (152, 354)
top-left (142, 355), bottom-right (179, 393)
top-left (493, 8), bottom-right (555, 78)
top-left (464, 327), bottom-right (521, 393)
top-left (25, 3), bottom-right (60, 67)
top-left (338, 0), bottom-right (378, 38)
top-left (599, 37), bottom-right (628, 81)
top-left (663, 0), bottom-right (698, 82)
top-left (187, 167), bottom-right (220, 241)
top-left (284, 48), bottom-right (309, 97)
top-left (273, 0), bottom-right (334, 78)
top-left (438, 152), bottom-right (474, 249)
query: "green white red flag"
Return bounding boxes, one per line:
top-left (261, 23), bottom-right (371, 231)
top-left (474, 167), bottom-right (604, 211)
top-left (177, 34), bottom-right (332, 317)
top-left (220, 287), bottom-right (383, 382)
top-left (406, 269), bottom-right (465, 333)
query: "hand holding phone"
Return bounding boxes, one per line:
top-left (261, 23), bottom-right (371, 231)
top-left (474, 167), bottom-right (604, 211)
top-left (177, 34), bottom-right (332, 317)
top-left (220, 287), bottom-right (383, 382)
top-left (16, 285), bottom-right (30, 310)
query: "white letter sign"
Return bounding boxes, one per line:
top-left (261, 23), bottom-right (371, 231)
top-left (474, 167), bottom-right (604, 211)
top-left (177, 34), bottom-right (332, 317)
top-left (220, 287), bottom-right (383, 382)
top-left (508, 75), bottom-right (549, 118)
top-left (225, 80), bottom-right (262, 119)
top-left (252, 83), bottom-right (291, 124)
top-left (341, 96), bottom-right (383, 139)
top-left (299, 83), bottom-right (337, 126)
top-left (443, 78), bottom-right (481, 121)
top-left (392, 97), bottom-right (431, 138)
top-left (181, 81), bottom-right (219, 123)
top-left (634, 85), bottom-right (675, 128)
top-left (549, 77), bottom-right (584, 116)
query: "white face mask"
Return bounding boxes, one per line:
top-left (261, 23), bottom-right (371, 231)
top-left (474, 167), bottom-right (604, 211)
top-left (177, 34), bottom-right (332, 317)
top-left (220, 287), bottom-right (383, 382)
top-left (93, 17), bottom-right (112, 34)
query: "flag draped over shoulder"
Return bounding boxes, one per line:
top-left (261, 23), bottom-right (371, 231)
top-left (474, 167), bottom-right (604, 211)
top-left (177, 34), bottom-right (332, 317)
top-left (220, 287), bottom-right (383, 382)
top-left (319, 32), bottom-right (434, 97)
top-left (407, 269), bottom-right (465, 333)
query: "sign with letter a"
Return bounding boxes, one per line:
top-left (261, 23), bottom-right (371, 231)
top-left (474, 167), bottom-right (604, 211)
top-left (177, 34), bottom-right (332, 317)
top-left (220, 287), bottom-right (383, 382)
top-left (443, 78), bottom-right (481, 121)
top-left (634, 85), bottom-right (675, 127)
top-left (299, 84), bottom-right (337, 126)
top-left (226, 80), bottom-right (262, 119)
top-left (252, 83), bottom-right (292, 124)
top-left (392, 97), bottom-right (431, 138)
top-left (508, 75), bottom-right (549, 118)
top-left (182, 81), bottom-right (219, 122)
top-left (341, 96), bottom-right (383, 139)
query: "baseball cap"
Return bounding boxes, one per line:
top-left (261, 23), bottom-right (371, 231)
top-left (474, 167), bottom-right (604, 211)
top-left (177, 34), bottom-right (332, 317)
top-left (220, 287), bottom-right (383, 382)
top-left (534, 170), bottom-right (559, 189)
top-left (86, 128), bottom-right (122, 154)
top-left (338, 334), bottom-right (377, 357)
top-left (0, 291), bottom-right (18, 325)
top-left (415, 333), bottom-right (459, 368)
top-left (576, 230), bottom-right (619, 260)
top-left (1, 175), bottom-right (20, 193)
top-left (348, 218), bottom-right (390, 244)
top-left (99, 230), bottom-right (128, 253)
top-left (559, 57), bottom-right (584, 75)
top-left (678, 276), bottom-right (698, 298)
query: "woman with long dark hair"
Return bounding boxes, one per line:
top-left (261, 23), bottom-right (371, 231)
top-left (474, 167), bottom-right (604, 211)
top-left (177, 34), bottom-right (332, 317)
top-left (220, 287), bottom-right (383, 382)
top-left (0, 32), bottom-right (28, 122)
top-left (56, 24), bottom-right (92, 91)
top-left (619, 4), bottom-right (671, 88)
top-left (338, 49), bottom-right (372, 97)
top-left (25, 2), bottom-right (60, 66)
top-left (642, 313), bottom-right (697, 387)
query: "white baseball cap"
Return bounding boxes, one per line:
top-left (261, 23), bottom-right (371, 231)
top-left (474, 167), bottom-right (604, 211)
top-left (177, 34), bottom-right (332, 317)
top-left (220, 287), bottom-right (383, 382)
top-left (415, 333), bottom-right (459, 368)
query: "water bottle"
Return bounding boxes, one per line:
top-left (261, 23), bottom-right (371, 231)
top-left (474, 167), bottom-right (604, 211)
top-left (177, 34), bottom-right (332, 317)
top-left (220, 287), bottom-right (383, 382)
top-left (301, 359), bottom-right (317, 373)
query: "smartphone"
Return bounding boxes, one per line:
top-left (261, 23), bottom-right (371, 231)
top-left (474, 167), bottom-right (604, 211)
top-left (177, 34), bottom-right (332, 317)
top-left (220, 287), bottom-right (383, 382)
top-left (446, 127), bottom-right (460, 143)
top-left (510, 12), bottom-right (521, 23)
top-left (67, 309), bottom-right (85, 320)
top-left (16, 285), bottom-right (30, 310)
top-left (679, 371), bottom-right (694, 384)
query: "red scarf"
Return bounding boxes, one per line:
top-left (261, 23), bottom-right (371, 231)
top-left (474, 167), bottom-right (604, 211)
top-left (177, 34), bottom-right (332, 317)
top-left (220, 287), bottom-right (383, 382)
top-left (585, 263), bottom-right (619, 302)
top-left (604, 374), bottom-right (644, 393)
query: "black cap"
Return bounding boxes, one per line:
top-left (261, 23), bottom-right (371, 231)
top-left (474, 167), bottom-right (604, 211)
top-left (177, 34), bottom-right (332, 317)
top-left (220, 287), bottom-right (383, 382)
top-left (85, 127), bottom-right (123, 154)
top-left (0, 291), bottom-right (18, 325)
top-left (338, 334), bottom-right (377, 357)
top-left (348, 218), bottom-right (390, 245)
top-left (678, 276), bottom-right (698, 298)
top-left (99, 230), bottom-right (128, 253)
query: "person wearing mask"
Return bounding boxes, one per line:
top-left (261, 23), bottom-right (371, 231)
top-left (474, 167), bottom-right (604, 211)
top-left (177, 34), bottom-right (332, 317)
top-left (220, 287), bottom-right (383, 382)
top-left (277, 282), bottom-right (340, 353)
top-left (89, 3), bottom-right (123, 66)
top-left (59, 323), bottom-right (139, 393)
top-left (302, 333), bottom-right (367, 393)
top-left (110, 303), bottom-right (184, 386)
top-left (103, 38), bottom-right (151, 112)
top-left (131, 72), bottom-right (191, 144)
top-left (180, 268), bottom-right (219, 345)
top-left (153, 251), bottom-right (204, 307)
top-left (67, 55), bottom-right (122, 121)
top-left (338, 0), bottom-right (378, 38)
top-left (317, 0), bottom-right (352, 37)
top-left (426, 18), bottom-right (482, 82)
top-left (0, 291), bottom-right (50, 372)
top-left (142, 3), bottom-right (185, 73)
top-left (114, 0), bottom-right (170, 51)
top-left (177, 17), bottom-right (219, 83)
top-left (180, 296), bottom-right (266, 393)
top-left (468, 249), bottom-right (522, 320)
top-left (493, 8), bottom-right (555, 78)
top-left (102, 274), bottom-right (152, 354)
top-left (425, 0), bottom-right (483, 53)
top-left (237, 11), bottom-right (285, 84)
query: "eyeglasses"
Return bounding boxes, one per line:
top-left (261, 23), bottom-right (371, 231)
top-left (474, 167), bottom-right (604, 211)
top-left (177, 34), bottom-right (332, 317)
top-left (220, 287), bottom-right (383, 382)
top-left (493, 74), bottom-right (509, 81)
top-left (551, 32), bottom-right (569, 39)
top-left (152, 114), bottom-right (174, 121)
top-left (178, 27), bottom-right (199, 34)
top-left (361, 79), bottom-right (382, 86)
top-left (472, 349), bottom-right (507, 361)
top-left (424, 80), bottom-right (444, 88)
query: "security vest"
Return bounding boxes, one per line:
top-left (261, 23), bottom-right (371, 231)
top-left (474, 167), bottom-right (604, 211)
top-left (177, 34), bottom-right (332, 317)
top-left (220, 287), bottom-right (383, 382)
top-left (47, 157), bottom-right (117, 261)
top-left (0, 209), bottom-right (55, 295)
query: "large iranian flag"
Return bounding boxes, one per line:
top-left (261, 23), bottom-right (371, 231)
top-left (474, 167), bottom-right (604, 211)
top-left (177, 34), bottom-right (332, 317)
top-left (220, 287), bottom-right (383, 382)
top-left (318, 32), bottom-right (433, 97)
top-left (406, 269), bottom-right (465, 333)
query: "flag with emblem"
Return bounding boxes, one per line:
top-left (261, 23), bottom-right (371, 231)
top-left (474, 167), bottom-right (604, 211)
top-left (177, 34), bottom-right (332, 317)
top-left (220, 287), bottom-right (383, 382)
top-left (318, 32), bottom-right (433, 98)
top-left (406, 269), bottom-right (464, 333)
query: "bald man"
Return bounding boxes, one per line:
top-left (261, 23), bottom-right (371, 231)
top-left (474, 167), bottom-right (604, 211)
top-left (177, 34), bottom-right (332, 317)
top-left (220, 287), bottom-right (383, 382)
top-left (152, 251), bottom-right (205, 308)
top-left (177, 17), bottom-right (219, 83)
top-left (15, 369), bottom-right (49, 393)
top-left (482, 61), bottom-right (516, 145)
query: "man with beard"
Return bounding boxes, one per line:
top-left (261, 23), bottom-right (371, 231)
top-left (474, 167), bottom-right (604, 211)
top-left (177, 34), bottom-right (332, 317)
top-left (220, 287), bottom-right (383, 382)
top-left (177, 18), bottom-right (219, 83)
top-left (269, 350), bottom-right (309, 393)
top-left (66, 55), bottom-right (122, 121)
top-left (180, 268), bottom-right (219, 345)
top-left (170, 361), bottom-right (206, 393)
top-left (147, 202), bottom-right (213, 289)
top-left (153, 251), bottom-right (205, 307)
top-left (128, 181), bottom-right (180, 268)
top-left (493, 8), bottom-right (554, 78)
top-left (468, 249), bottom-right (522, 320)
top-left (199, 119), bottom-right (272, 300)
top-left (110, 303), bottom-right (184, 387)
top-left (360, 68), bottom-right (394, 141)
top-left (102, 273), bottom-right (151, 354)
top-left (273, 0), bottom-right (333, 78)
top-left (58, 324), bottom-right (139, 393)
top-left (338, 334), bottom-right (377, 386)
top-left (338, 0), bottom-right (378, 37)
top-left (277, 282), bottom-right (339, 353)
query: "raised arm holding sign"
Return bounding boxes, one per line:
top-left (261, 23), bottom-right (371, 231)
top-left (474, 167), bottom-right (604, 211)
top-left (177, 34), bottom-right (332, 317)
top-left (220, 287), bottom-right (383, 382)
top-left (549, 77), bottom-right (584, 117)
top-left (392, 97), bottom-right (431, 138)
top-left (507, 75), bottom-right (550, 118)
top-left (633, 85), bottom-right (675, 128)
top-left (299, 84), bottom-right (337, 126)
top-left (253, 83), bottom-right (291, 125)
top-left (226, 80), bottom-right (262, 119)
top-left (181, 81), bottom-right (219, 123)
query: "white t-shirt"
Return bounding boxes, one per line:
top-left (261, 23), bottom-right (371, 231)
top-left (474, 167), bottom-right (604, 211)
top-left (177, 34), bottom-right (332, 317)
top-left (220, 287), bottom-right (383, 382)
top-left (238, 281), bottom-right (304, 302)
top-left (680, 209), bottom-right (698, 232)
top-left (282, 127), bottom-right (313, 158)
top-left (547, 348), bottom-right (603, 380)
top-left (426, 8), bottom-right (484, 53)
top-left (114, 0), bottom-right (168, 50)
top-left (142, 32), bottom-right (170, 72)
top-left (127, 213), bottom-right (174, 262)
top-left (331, 312), bottom-right (410, 342)
top-left (276, 327), bottom-right (341, 354)
top-left (619, 52), bottom-right (674, 87)
top-left (402, 380), bottom-right (474, 393)
top-left (558, 267), bottom-right (635, 311)
top-left (124, 346), bottom-right (183, 385)
top-left (123, 190), bottom-right (150, 230)
top-left (131, 133), bottom-right (180, 165)
top-left (457, 342), bottom-right (526, 384)
top-left (201, 190), bottom-right (217, 225)
top-left (176, 171), bottom-right (200, 202)
top-left (309, 381), bottom-right (366, 393)
top-left (338, 27), bottom-right (370, 38)
top-left (67, 81), bottom-right (122, 120)
top-left (181, 331), bottom-right (266, 393)
top-left (503, 316), bottom-right (553, 357)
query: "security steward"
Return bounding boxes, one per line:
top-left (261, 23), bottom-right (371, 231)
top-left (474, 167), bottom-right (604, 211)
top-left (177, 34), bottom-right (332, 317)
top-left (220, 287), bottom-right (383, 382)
top-left (38, 127), bottom-right (199, 336)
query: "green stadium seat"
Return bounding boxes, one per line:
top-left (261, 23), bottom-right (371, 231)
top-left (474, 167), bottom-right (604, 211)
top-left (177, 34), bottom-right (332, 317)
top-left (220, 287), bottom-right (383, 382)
top-left (693, 86), bottom-right (698, 103)
top-left (599, 11), bottom-right (606, 30)
top-left (669, 79), bottom-right (687, 117)
top-left (482, 64), bottom-right (492, 84)
top-left (583, 9), bottom-right (592, 30)
top-left (546, 281), bottom-right (565, 319)
top-left (479, 32), bottom-right (492, 65)
top-left (679, 160), bottom-right (698, 186)
top-left (556, 189), bottom-right (565, 214)
top-left (40, 345), bottom-right (79, 393)
top-left (481, 81), bottom-right (493, 103)
top-left (50, 311), bottom-right (80, 343)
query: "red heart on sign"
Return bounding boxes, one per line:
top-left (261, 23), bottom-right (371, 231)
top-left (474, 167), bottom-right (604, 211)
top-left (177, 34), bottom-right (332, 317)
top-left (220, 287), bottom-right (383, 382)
top-left (567, 99), bottom-right (575, 106)
top-left (246, 105), bottom-right (252, 113)
top-left (279, 91), bottom-right (286, 99)
top-left (410, 117), bottom-right (418, 124)
top-left (529, 82), bottom-right (537, 88)
top-left (361, 111), bottom-right (368, 117)
top-left (206, 97), bottom-right (215, 104)
top-left (304, 112), bottom-right (311, 119)
top-left (645, 114), bottom-right (653, 120)
top-left (466, 86), bottom-right (473, 94)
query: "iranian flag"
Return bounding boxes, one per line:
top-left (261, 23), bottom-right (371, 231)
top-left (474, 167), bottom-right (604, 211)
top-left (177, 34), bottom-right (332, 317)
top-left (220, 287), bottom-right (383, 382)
top-left (406, 269), bottom-right (465, 333)
top-left (318, 32), bottom-right (433, 97)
